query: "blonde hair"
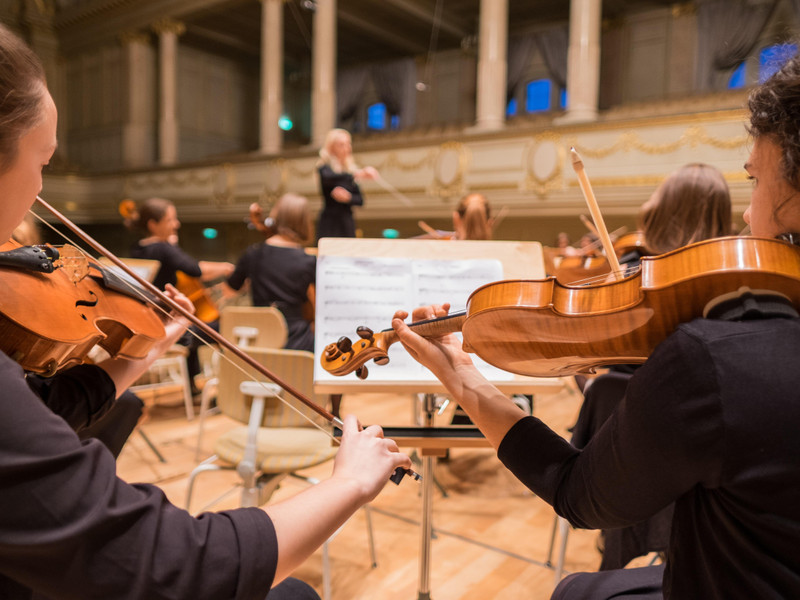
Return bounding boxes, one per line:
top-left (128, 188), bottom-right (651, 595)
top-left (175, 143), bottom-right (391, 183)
top-left (318, 128), bottom-right (357, 173)
top-left (455, 193), bottom-right (492, 241)
top-left (639, 163), bottom-right (732, 254)
top-left (271, 193), bottom-right (312, 245)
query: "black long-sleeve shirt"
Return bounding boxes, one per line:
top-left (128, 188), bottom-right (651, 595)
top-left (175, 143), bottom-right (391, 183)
top-left (0, 352), bottom-right (277, 600)
top-left (499, 316), bottom-right (800, 598)
top-left (316, 165), bottom-right (364, 240)
top-left (130, 240), bottom-right (202, 291)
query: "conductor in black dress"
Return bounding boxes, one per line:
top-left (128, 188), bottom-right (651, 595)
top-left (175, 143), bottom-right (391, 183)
top-left (316, 128), bottom-right (379, 241)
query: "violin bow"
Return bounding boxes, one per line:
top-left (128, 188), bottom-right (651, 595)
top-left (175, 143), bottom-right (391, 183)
top-left (33, 195), bottom-right (421, 483)
top-left (570, 148), bottom-right (624, 279)
top-left (374, 175), bottom-right (414, 207)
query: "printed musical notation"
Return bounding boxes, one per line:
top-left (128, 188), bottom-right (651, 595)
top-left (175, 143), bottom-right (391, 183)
top-left (313, 255), bottom-right (512, 382)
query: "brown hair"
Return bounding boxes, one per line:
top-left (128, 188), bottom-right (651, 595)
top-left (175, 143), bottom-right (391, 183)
top-left (123, 197), bottom-right (174, 234)
top-left (638, 163), bottom-right (732, 254)
top-left (455, 193), bottom-right (492, 241)
top-left (272, 193), bottom-right (312, 245)
top-left (0, 24), bottom-right (48, 173)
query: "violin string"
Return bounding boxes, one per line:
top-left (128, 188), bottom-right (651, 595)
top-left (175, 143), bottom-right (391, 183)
top-left (26, 208), bottom-right (342, 445)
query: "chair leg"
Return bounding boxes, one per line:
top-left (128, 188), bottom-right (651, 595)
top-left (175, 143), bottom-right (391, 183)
top-left (185, 455), bottom-right (221, 510)
top-left (363, 504), bottom-right (377, 568)
top-left (553, 517), bottom-right (570, 587)
top-left (322, 540), bottom-right (331, 600)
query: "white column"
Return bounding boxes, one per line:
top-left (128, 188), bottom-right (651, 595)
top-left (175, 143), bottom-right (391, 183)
top-left (260, 0), bottom-right (283, 154)
top-left (153, 18), bottom-right (185, 165)
top-left (561, 0), bottom-right (602, 123)
top-left (120, 31), bottom-right (154, 167)
top-left (311, 0), bottom-right (336, 147)
top-left (473, 0), bottom-right (508, 131)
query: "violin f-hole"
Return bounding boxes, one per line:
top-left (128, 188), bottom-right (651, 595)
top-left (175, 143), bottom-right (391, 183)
top-left (75, 290), bottom-right (99, 319)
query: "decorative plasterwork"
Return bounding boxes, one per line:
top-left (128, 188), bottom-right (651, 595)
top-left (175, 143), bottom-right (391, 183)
top-left (429, 141), bottom-right (470, 200)
top-left (522, 133), bottom-right (566, 197)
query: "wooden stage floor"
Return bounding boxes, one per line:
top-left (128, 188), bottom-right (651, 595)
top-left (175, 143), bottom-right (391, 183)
top-left (117, 380), bottom-right (619, 600)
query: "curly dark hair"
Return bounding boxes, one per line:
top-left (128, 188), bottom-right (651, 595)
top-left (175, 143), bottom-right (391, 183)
top-left (748, 50), bottom-right (800, 192)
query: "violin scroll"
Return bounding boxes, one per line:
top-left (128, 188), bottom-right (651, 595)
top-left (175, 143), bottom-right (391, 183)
top-left (322, 329), bottom-right (394, 379)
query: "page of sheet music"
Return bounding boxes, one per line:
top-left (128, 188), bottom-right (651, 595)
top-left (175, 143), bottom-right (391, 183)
top-left (314, 255), bottom-right (513, 382)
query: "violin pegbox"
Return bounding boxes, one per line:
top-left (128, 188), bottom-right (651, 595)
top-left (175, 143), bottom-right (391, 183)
top-left (321, 326), bottom-right (391, 379)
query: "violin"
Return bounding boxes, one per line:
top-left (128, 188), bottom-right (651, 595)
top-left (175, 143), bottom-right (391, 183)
top-left (0, 238), bottom-right (166, 376)
top-left (614, 231), bottom-right (648, 257)
top-left (321, 236), bottom-right (800, 379)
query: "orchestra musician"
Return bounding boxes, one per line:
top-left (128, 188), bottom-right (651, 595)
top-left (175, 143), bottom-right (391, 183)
top-left (125, 196), bottom-right (234, 395)
top-left (227, 193), bottom-right (345, 417)
top-left (0, 24), bottom-right (410, 600)
top-left (452, 192), bottom-right (493, 241)
top-left (391, 52), bottom-right (800, 599)
top-left (226, 193), bottom-right (316, 353)
top-left (569, 162), bottom-right (734, 572)
top-left (315, 128), bottom-right (378, 242)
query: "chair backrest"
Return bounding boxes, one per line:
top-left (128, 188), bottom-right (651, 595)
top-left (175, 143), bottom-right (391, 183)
top-left (216, 346), bottom-right (328, 429)
top-left (219, 306), bottom-right (289, 349)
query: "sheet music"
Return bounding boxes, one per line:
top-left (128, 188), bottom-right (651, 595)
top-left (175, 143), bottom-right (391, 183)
top-left (314, 255), bottom-right (512, 382)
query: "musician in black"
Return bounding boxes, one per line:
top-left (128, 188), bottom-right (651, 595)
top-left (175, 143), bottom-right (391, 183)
top-left (393, 52), bottom-right (800, 599)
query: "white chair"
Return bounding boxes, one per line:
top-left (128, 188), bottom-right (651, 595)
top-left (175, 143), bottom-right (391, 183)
top-left (129, 344), bottom-right (195, 421)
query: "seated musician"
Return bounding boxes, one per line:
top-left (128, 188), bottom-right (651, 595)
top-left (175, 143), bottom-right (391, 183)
top-left (392, 52), bottom-right (800, 599)
top-left (126, 196), bottom-right (234, 395)
top-left (0, 25), bottom-right (410, 600)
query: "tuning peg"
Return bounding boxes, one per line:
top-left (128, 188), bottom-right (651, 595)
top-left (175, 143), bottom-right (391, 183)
top-left (356, 326), bottom-right (374, 340)
top-left (355, 366), bottom-right (369, 379)
top-left (374, 356), bottom-right (389, 366)
top-left (336, 336), bottom-right (353, 353)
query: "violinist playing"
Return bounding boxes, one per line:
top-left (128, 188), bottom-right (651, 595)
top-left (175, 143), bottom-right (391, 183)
top-left (392, 53), bottom-right (800, 600)
top-left (125, 196), bottom-right (234, 395)
top-left (0, 24), bottom-right (410, 600)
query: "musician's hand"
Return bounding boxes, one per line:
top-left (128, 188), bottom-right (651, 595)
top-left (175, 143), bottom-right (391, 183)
top-left (332, 415), bottom-right (411, 502)
top-left (331, 186), bottom-right (352, 203)
top-left (163, 283), bottom-right (195, 316)
top-left (392, 304), bottom-right (474, 383)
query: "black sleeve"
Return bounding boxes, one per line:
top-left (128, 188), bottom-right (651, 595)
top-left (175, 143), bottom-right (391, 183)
top-left (318, 165), bottom-right (364, 208)
top-left (227, 245), bottom-right (255, 291)
top-left (0, 352), bottom-right (278, 600)
top-left (160, 243), bottom-right (203, 279)
top-left (498, 326), bottom-right (724, 529)
top-left (25, 363), bottom-right (117, 431)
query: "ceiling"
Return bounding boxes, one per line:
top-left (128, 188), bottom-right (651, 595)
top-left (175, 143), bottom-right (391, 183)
top-left (54, 0), bottom-right (681, 68)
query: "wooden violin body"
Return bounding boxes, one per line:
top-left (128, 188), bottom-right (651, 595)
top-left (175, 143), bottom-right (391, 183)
top-left (0, 240), bottom-right (165, 376)
top-left (322, 236), bottom-right (800, 379)
top-left (176, 271), bottom-right (220, 324)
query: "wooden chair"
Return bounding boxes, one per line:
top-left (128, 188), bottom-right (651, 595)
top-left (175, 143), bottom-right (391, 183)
top-left (219, 305), bottom-right (289, 350)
